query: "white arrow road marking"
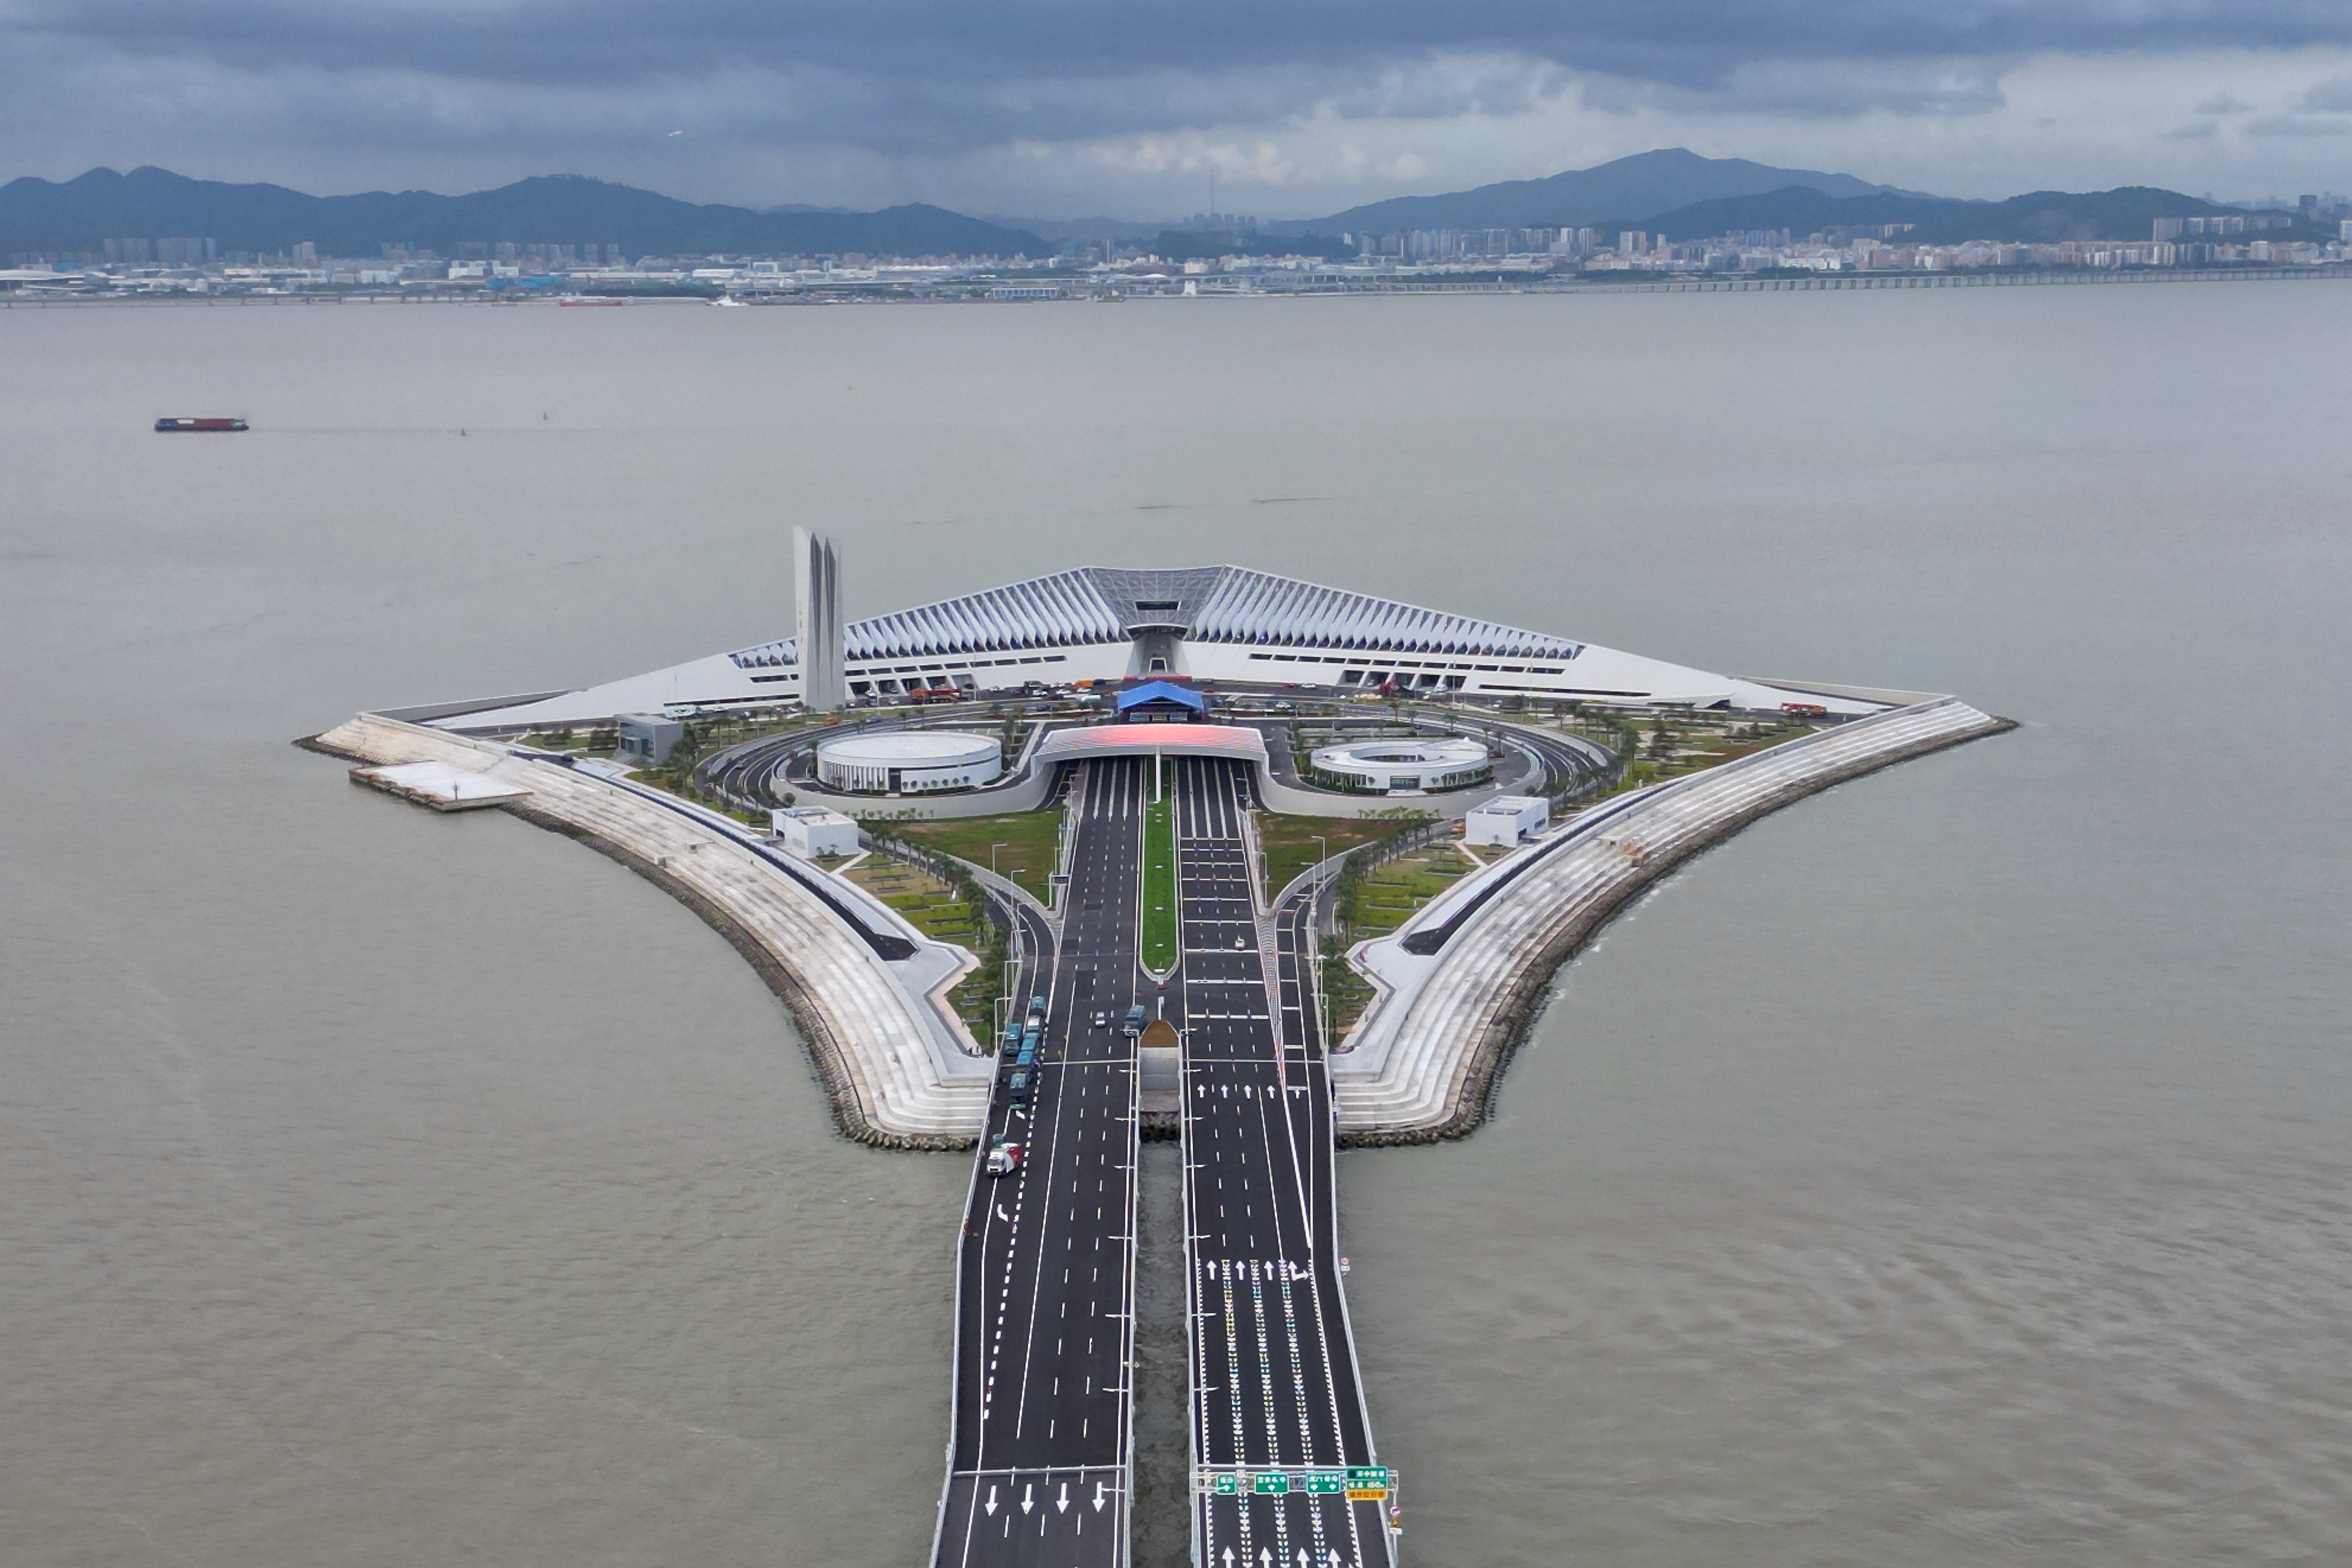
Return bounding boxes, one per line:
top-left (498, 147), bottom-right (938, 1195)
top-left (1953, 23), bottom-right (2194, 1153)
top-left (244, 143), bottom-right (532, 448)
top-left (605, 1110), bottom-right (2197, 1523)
top-left (1057, 1482), bottom-right (1070, 1513)
top-left (1222, 1550), bottom-right (1235, 1567)
top-left (1021, 1483), bottom-right (1035, 1515)
top-left (983, 1485), bottom-right (997, 1517)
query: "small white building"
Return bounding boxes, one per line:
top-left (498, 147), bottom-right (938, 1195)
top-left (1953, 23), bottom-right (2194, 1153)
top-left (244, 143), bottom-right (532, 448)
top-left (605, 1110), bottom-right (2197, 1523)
top-left (1464, 794), bottom-right (1548, 847)
top-left (771, 806), bottom-right (861, 858)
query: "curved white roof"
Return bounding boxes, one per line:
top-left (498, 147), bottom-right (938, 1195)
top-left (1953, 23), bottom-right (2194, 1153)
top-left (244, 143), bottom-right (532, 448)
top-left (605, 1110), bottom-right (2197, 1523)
top-left (727, 565), bottom-right (1585, 670)
top-left (816, 730), bottom-right (1002, 766)
top-left (1312, 737), bottom-right (1489, 770)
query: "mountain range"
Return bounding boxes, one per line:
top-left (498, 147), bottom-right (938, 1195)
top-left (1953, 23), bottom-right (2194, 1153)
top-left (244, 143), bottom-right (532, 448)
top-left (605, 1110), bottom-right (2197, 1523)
top-left (1273, 149), bottom-right (1914, 236)
top-left (0, 167), bottom-right (1045, 258)
top-left (1, 152), bottom-right (2306, 262)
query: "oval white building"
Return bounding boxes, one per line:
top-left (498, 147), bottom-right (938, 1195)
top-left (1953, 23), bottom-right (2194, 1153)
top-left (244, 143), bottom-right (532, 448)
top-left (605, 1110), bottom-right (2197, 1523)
top-left (1308, 735), bottom-right (1492, 794)
top-left (816, 730), bottom-right (1003, 794)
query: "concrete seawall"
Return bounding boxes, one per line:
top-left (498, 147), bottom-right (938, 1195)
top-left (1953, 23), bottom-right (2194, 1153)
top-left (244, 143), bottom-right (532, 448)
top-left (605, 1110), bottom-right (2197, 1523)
top-left (303, 714), bottom-right (994, 1149)
top-left (1328, 697), bottom-right (2015, 1144)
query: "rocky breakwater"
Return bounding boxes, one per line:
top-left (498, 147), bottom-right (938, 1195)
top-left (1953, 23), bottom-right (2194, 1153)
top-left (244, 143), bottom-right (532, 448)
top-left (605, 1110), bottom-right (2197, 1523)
top-left (303, 714), bottom-right (994, 1148)
top-left (1328, 696), bottom-right (2014, 1143)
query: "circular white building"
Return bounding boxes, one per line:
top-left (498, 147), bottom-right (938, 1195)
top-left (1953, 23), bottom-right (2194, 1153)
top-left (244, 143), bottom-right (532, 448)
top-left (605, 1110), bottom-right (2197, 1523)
top-left (816, 730), bottom-right (1002, 794)
top-left (1308, 735), bottom-right (1491, 794)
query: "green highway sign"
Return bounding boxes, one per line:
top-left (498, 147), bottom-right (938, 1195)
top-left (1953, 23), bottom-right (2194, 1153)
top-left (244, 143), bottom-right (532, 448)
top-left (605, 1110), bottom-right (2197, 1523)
top-left (1345, 1467), bottom-right (1390, 1487)
top-left (1251, 1472), bottom-right (1291, 1496)
top-left (1210, 1472), bottom-right (1239, 1496)
top-left (1304, 1471), bottom-right (1346, 1494)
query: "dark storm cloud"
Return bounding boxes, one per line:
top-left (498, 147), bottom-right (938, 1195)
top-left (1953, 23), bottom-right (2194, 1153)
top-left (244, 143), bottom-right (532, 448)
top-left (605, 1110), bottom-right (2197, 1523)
top-left (12, 0), bottom-right (2352, 142)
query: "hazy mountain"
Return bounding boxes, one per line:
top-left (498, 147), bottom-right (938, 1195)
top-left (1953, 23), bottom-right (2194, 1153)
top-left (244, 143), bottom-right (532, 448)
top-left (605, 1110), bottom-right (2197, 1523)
top-left (1272, 148), bottom-right (1907, 236)
top-left (993, 215), bottom-right (1173, 244)
top-left (1633, 183), bottom-right (2275, 244)
top-left (0, 167), bottom-right (1046, 258)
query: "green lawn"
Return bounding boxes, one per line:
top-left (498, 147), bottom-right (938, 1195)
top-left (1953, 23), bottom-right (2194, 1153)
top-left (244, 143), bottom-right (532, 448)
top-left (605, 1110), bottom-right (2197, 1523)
top-left (890, 809), bottom-right (1064, 903)
top-left (844, 858), bottom-right (1001, 1038)
top-left (1256, 814), bottom-right (1409, 902)
top-left (1346, 848), bottom-right (1470, 936)
top-left (1141, 794), bottom-right (1179, 973)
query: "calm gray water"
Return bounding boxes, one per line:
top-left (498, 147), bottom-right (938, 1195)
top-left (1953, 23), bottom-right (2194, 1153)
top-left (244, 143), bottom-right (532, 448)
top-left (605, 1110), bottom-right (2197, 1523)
top-left (2, 288), bottom-right (2348, 1566)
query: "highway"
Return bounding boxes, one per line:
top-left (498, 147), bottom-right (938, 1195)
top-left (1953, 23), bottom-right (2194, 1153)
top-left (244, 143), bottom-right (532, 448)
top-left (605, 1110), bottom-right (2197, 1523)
top-left (933, 759), bottom-right (1148, 1568)
top-left (1171, 756), bottom-right (1396, 1568)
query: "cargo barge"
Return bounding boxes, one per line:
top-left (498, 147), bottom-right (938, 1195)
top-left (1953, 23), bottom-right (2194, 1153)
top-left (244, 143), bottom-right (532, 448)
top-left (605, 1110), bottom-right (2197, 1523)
top-left (154, 417), bottom-right (249, 432)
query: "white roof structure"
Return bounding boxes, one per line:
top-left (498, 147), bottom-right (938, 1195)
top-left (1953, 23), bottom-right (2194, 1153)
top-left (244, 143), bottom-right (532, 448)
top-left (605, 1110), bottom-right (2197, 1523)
top-left (816, 731), bottom-right (1002, 767)
top-left (436, 563), bottom-right (1884, 729)
top-left (726, 565), bottom-right (1584, 670)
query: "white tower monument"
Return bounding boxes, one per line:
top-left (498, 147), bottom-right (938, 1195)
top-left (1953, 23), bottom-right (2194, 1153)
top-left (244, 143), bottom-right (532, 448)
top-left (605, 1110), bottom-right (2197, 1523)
top-left (793, 527), bottom-right (845, 712)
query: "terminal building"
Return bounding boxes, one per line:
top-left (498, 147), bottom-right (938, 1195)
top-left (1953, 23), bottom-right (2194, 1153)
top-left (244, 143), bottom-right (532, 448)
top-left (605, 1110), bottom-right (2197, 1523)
top-left (440, 546), bottom-right (1887, 730)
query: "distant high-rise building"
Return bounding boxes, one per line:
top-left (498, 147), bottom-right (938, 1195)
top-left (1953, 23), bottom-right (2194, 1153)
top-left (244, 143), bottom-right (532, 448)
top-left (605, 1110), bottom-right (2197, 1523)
top-left (292, 241), bottom-right (317, 265)
top-left (1619, 231), bottom-right (1647, 255)
top-left (793, 527), bottom-right (844, 713)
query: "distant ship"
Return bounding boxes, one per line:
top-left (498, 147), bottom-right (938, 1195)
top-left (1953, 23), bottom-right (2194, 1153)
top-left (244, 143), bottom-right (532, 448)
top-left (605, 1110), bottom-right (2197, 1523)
top-left (557, 295), bottom-right (624, 307)
top-left (710, 295), bottom-right (750, 308)
top-left (154, 417), bottom-right (248, 432)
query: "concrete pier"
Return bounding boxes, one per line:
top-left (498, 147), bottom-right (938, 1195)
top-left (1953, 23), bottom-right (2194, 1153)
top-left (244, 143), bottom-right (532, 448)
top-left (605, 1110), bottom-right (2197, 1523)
top-left (306, 714), bottom-right (994, 1147)
top-left (1329, 697), bottom-right (2014, 1142)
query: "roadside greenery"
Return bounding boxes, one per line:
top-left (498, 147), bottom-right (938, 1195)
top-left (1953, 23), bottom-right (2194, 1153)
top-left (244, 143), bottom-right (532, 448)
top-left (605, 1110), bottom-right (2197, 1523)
top-left (1141, 795), bottom-right (1179, 973)
top-left (887, 809), bottom-right (1063, 905)
top-left (1256, 811), bottom-right (1423, 901)
top-left (852, 834), bottom-right (1013, 1045)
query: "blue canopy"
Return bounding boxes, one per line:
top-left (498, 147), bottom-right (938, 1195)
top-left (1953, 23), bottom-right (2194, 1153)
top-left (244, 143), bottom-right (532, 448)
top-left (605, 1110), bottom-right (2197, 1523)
top-left (1115, 680), bottom-right (1207, 713)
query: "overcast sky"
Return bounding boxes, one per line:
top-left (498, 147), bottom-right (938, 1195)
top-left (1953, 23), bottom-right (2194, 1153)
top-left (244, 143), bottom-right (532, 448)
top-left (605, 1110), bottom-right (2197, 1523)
top-left (5, 1), bottom-right (2351, 217)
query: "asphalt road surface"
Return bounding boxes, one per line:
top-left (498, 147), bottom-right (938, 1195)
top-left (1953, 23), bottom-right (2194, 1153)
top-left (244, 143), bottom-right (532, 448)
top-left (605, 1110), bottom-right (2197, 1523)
top-left (934, 759), bottom-right (1148, 1568)
top-left (1172, 756), bottom-right (1396, 1568)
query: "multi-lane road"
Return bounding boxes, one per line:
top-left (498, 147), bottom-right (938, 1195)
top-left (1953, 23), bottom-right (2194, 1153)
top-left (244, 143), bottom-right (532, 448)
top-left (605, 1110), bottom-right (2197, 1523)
top-left (933, 753), bottom-right (1392, 1568)
top-left (933, 759), bottom-right (1148, 1568)
top-left (1170, 757), bottom-right (1394, 1568)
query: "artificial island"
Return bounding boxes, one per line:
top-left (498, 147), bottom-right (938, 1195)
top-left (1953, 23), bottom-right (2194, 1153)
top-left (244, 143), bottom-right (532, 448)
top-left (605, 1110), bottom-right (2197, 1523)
top-left (303, 533), bottom-right (2010, 1568)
